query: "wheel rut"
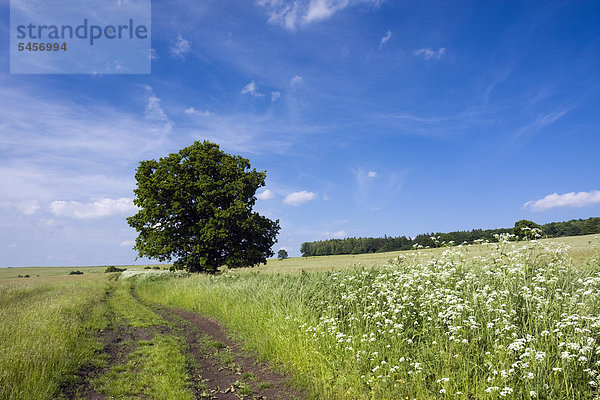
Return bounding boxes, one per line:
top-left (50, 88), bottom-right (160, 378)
top-left (152, 306), bottom-right (304, 400)
top-left (65, 283), bottom-right (304, 400)
top-left (141, 294), bottom-right (305, 400)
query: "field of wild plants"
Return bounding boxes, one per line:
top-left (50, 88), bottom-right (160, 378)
top-left (136, 234), bottom-right (600, 399)
top-left (2, 235), bottom-right (600, 399)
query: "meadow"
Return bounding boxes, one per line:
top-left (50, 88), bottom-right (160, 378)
top-left (135, 234), bottom-right (600, 399)
top-left (1, 234), bottom-right (599, 399)
top-left (0, 275), bottom-right (109, 399)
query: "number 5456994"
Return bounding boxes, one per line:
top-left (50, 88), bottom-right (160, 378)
top-left (17, 42), bottom-right (67, 51)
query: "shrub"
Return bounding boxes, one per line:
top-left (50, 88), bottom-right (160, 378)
top-left (104, 266), bottom-right (126, 273)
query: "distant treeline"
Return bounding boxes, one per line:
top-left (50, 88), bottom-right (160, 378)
top-left (300, 217), bottom-right (600, 257)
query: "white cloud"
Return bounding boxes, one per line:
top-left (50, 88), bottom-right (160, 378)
top-left (379, 29), bottom-right (392, 48)
top-left (50, 198), bottom-right (137, 219)
top-left (413, 47), bottom-right (446, 60)
top-left (0, 85), bottom-right (171, 177)
top-left (367, 170), bottom-right (377, 178)
top-left (142, 85), bottom-right (172, 133)
top-left (171, 34), bottom-right (191, 58)
top-left (290, 75), bottom-right (304, 90)
top-left (0, 200), bottom-right (40, 215)
top-left (257, 189), bottom-right (275, 200)
top-left (328, 230), bottom-right (346, 238)
top-left (257, 0), bottom-right (385, 30)
top-left (19, 200), bottom-right (40, 215)
top-left (184, 107), bottom-right (211, 116)
top-left (120, 240), bottom-right (135, 247)
top-left (241, 81), bottom-right (264, 97)
top-left (271, 91), bottom-right (281, 102)
top-left (523, 190), bottom-right (600, 211)
top-left (283, 190), bottom-right (316, 206)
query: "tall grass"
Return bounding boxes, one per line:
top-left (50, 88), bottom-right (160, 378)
top-left (135, 237), bottom-right (600, 399)
top-left (0, 276), bottom-right (109, 400)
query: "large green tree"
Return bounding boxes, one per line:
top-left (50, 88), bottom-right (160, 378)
top-left (127, 141), bottom-right (280, 273)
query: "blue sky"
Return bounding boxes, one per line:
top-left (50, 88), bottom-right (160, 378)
top-left (1, 0), bottom-right (599, 266)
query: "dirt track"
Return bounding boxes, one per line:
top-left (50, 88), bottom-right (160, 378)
top-left (156, 307), bottom-right (303, 400)
top-left (64, 288), bottom-right (303, 400)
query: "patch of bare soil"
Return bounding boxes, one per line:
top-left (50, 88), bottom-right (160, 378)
top-left (154, 306), bottom-right (305, 400)
top-left (62, 322), bottom-right (144, 399)
top-left (65, 287), bottom-right (304, 400)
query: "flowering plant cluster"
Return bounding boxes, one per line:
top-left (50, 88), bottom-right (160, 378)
top-left (294, 236), bottom-right (600, 398)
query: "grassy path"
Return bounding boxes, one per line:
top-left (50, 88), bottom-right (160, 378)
top-left (67, 278), bottom-right (302, 400)
top-left (153, 306), bottom-right (303, 400)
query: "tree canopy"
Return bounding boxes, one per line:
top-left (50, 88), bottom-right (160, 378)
top-left (513, 219), bottom-right (542, 240)
top-left (277, 249), bottom-right (288, 259)
top-left (300, 217), bottom-right (600, 257)
top-left (127, 141), bottom-right (280, 273)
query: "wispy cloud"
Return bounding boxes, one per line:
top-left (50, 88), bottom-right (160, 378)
top-left (353, 168), bottom-right (407, 208)
top-left (413, 47), bottom-right (446, 60)
top-left (492, 105), bottom-right (576, 156)
top-left (241, 80), bottom-right (264, 97)
top-left (524, 190), bottom-right (600, 211)
top-left (50, 198), bottom-right (137, 219)
top-left (271, 91), bottom-right (281, 102)
top-left (257, 0), bottom-right (385, 30)
top-left (0, 84), bottom-right (170, 206)
top-left (513, 107), bottom-right (573, 138)
top-left (171, 34), bottom-right (192, 58)
top-left (186, 110), bottom-right (327, 154)
top-left (142, 85), bottom-right (173, 133)
top-left (290, 75), bottom-right (304, 90)
top-left (184, 107), bottom-right (211, 116)
top-left (257, 189), bottom-right (275, 200)
top-left (379, 29), bottom-right (391, 48)
top-left (284, 190), bottom-right (316, 206)
top-left (327, 230), bottom-right (346, 238)
top-left (0, 85), bottom-right (168, 159)
top-left (0, 200), bottom-right (41, 215)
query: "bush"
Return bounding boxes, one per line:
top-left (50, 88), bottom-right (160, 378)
top-left (104, 266), bottom-right (126, 273)
top-left (69, 270), bottom-right (84, 275)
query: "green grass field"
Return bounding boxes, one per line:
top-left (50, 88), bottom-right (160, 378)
top-left (1, 234), bottom-right (599, 399)
top-left (0, 275), bottom-right (110, 400)
top-left (135, 234), bottom-right (600, 399)
top-left (0, 264), bottom-right (167, 280)
top-left (255, 234), bottom-right (600, 273)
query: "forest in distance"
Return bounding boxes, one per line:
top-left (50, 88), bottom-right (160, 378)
top-left (300, 217), bottom-right (600, 257)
